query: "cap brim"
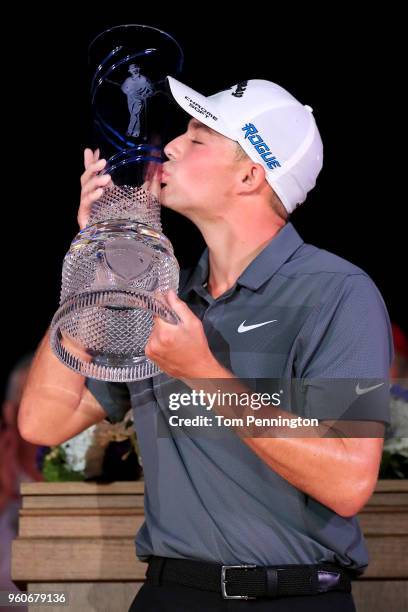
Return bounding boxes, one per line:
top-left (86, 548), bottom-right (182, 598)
top-left (166, 76), bottom-right (235, 140)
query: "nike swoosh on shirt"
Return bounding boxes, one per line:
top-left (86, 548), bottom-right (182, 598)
top-left (355, 382), bottom-right (385, 395)
top-left (237, 320), bottom-right (278, 333)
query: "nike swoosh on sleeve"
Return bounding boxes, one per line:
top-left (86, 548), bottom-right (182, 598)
top-left (355, 382), bottom-right (385, 395)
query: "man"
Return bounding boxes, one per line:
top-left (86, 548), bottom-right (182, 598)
top-left (19, 78), bottom-right (393, 611)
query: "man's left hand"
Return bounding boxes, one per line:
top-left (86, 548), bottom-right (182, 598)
top-left (145, 290), bottom-right (218, 379)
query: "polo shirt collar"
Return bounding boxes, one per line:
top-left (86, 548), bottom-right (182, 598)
top-left (182, 222), bottom-right (304, 296)
top-left (238, 222), bottom-right (304, 290)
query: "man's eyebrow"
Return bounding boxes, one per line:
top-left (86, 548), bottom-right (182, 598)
top-left (188, 120), bottom-right (217, 135)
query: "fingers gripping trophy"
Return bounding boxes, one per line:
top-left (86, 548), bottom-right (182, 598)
top-left (50, 25), bottom-right (184, 381)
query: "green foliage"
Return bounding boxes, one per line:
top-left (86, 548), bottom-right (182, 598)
top-left (42, 446), bottom-right (85, 482)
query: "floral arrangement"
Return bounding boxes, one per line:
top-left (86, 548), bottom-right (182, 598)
top-left (37, 411), bottom-right (143, 482)
top-left (380, 388), bottom-right (408, 478)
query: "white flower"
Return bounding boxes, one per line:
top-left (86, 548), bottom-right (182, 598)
top-left (384, 396), bottom-right (408, 455)
top-left (59, 410), bottom-right (137, 477)
top-left (61, 425), bottom-right (97, 472)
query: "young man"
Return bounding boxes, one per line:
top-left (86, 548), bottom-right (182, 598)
top-left (19, 78), bottom-right (392, 611)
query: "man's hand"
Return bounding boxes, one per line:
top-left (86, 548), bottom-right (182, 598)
top-left (145, 290), bottom-right (219, 379)
top-left (78, 148), bottom-right (112, 230)
top-left (78, 148), bottom-right (162, 231)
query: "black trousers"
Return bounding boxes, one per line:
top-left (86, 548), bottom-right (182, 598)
top-left (128, 581), bottom-right (356, 611)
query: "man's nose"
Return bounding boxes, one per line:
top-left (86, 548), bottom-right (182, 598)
top-left (164, 134), bottom-right (184, 161)
top-left (163, 139), bottom-right (176, 161)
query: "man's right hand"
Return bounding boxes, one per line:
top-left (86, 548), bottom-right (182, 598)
top-left (78, 148), bottom-right (112, 230)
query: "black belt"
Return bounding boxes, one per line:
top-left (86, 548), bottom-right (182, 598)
top-left (146, 556), bottom-right (352, 600)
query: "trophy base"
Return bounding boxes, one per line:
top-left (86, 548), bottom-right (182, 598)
top-left (50, 288), bottom-right (178, 382)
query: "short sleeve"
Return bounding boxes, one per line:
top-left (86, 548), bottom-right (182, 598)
top-left (85, 379), bottom-right (131, 424)
top-left (297, 274), bottom-right (394, 424)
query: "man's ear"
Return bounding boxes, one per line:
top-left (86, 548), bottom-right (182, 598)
top-left (236, 161), bottom-right (267, 195)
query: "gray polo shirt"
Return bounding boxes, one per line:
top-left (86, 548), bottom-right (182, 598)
top-left (87, 222), bottom-right (393, 575)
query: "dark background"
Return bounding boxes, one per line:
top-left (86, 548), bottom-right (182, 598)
top-left (1, 11), bottom-right (404, 402)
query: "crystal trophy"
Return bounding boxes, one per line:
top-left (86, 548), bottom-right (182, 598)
top-left (50, 25), bottom-right (184, 381)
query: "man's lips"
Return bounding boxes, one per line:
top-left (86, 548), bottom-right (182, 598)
top-left (161, 171), bottom-right (171, 188)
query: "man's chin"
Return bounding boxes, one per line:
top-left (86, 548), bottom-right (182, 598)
top-left (160, 189), bottom-right (181, 212)
top-left (160, 189), bottom-right (195, 219)
top-left (159, 190), bottom-right (171, 209)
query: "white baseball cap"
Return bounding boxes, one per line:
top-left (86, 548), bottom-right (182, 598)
top-left (166, 76), bottom-right (323, 214)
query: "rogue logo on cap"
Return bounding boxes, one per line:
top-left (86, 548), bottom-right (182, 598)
top-left (242, 123), bottom-right (281, 170)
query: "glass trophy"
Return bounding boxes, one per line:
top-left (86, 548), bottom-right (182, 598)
top-left (50, 25), bottom-right (184, 381)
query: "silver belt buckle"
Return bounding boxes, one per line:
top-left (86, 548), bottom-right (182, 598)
top-left (221, 564), bottom-right (257, 599)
